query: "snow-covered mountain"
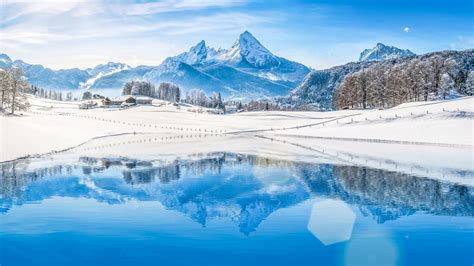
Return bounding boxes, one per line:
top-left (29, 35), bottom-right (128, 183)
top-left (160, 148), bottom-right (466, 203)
top-left (174, 40), bottom-right (218, 65)
top-left (359, 43), bottom-right (415, 62)
top-left (218, 31), bottom-right (280, 68)
top-left (0, 31), bottom-right (310, 99)
top-left (0, 53), bottom-right (13, 67)
top-left (144, 31), bottom-right (310, 98)
top-left (0, 54), bottom-right (92, 90)
top-left (81, 62), bottom-right (131, 89)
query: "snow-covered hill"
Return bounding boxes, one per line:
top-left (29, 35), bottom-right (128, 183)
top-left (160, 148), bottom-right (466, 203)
top-left (290, 62), bottom-right (371, 110)
top-left (359, 43), bottom-right (415, 62)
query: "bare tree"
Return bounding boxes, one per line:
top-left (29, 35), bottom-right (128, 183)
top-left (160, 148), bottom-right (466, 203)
top-left (466, 71), bottom-right (474, 96)
top-left (7, 68), bottom-right (30, 114)
top-left (428, 55), bottom-right (446, 96)
top-left (0, 70), bottom-right (11, 111)
top-left (439, 73), bottom-right (454, 99)
top-left (156, 82), bottom-right (180, 102)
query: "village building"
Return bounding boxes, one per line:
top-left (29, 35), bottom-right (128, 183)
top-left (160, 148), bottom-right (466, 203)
top-left (79, 101), bottom-right (98, 109)
top-left (101, 97), bottom-right (124, 106)
top-left (135, 97), bottom-right (153, 105)
top-left (224, 105), bottom-right (237, 114)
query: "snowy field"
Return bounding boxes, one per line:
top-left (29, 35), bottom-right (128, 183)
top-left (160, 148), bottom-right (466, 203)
top-left (1, 95), bottom-right (473, 168)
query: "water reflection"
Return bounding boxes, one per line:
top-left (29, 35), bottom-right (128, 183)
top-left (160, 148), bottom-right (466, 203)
top-left (300, 164), bottom-right (473, 222)
top-left (1, 153), bottom-right (472, 233)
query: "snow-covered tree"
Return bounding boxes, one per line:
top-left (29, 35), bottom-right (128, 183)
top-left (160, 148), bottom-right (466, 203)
top-left (156, 82), bottom-right (180, 102)
top-left (0, 70), bottom-right (11, 111)
top-left (7, 68), bottom-right (30, 114)
top-left (439, 73), bottom-right (454, 99)
top-left (122, 82), bottom-right (133, 95)
top-left (186, 89), bottom-right (208, 106)
top-left (427, 55), bottom-right (447, 96)
top-left (122, 81), bottom-right (155, 97)
top-left (465, 71), bottom-right (474, 96)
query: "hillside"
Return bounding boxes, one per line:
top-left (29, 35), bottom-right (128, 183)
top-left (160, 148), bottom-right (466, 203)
top-left (291, 49), bottom-right (474, 110)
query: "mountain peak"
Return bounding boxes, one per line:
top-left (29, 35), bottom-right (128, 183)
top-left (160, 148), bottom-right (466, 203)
top-left (239, 31), bottom-right (256, 41)
top-left (175, 40), bottom-right (217, 65)
top-left (359, 43), bottom-right (415, 62)
top-left (219, 31), bottom-right (279, 68)
top-left (235, 31), bottom-right (265, 51)
top-left (0, 53), bottom-right (13, 65)
top-left (190, 40), bottom-right (206, 51)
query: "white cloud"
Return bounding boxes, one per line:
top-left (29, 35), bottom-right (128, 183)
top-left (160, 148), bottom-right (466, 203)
top-left (2, 0), bottom-right (91, 14)
top-left (110, 0), bottom-right (247, 16)
top-left (0, 0), bottom-right (284, 69)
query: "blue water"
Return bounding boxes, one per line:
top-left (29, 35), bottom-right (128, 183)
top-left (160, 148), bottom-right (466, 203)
top-left (1, 153), bottom-right (473, 266)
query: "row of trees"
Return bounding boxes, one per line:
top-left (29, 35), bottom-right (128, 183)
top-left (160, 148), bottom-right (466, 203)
top-left (29, 85), bottom-right (73, 101)
top-left (122, 81), bottom-right (181, 103)
top-left (0, 68), bottom-right (30, 114)
top-left (156, 82), bottom-right (181, 102)
top-left (121, 81), bottom-right (226, 109)
top-left (183, 89), bottom-right (224, 109)
top-left (122, 81), bottom-right (155, 98)
top-left (335, 54), bottom-right (473, 109)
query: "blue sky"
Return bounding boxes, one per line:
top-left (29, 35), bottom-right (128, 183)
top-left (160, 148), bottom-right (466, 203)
top-left (1, 0), bottom-right (473, 69)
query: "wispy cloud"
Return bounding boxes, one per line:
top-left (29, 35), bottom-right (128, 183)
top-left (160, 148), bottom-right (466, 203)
top-left (111, 0), bottom-right (247, 16)
top-left (0, 0), bottom-right (256, 42)
top-left (0, 0), bottom-right (273, 68)
top-left (1, 10), bottom-right (275, 46)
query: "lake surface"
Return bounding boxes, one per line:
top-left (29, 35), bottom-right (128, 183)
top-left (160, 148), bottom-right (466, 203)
top-left (1, 152), bottom-right (473, 266)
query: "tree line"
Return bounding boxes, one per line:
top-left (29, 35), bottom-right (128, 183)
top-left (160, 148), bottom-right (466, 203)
top-left (122, 81), bottom-right (181, 103)
top-left (335, 53), bottom-right (474, 109)
top-left (29, 85), bottom-right (74, 101)
top-left (184, 89), bottom-right (224, 109)
top-left (121, 81), bottom-right (227, 109)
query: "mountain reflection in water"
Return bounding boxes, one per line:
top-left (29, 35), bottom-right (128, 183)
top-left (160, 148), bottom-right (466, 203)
top-left (1, 152), bottom-right (472, 235)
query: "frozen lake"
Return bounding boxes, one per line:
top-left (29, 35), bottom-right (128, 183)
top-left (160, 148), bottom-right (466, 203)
top-left (1, 137), bottom-right (473, 265)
